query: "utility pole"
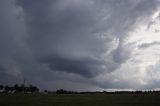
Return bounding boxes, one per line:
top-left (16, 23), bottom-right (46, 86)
top-left (24, 79), bottom-right (26, 87)
top-left (23, 79), bottom-right (26, 93)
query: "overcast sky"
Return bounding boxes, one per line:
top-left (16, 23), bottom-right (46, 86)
top-left (0, 0), bottom-right (160, 91)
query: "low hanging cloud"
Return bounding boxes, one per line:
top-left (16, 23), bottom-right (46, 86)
top-left (40, 54), bottom-right (105, 77)
top-left (139, 41), bottom-right (160, 49)
top-left (0, 0), bottom-right (160, 90)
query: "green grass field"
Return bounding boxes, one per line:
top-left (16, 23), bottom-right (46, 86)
top-left (0, 94), bottom-right (160, 106)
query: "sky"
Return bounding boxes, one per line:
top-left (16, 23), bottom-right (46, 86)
top-left (0, 0), bottom-right (160, 91)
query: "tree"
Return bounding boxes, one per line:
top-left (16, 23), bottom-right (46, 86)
top-left (29, 84), bottom-right (39, 93)
top-left (0, 85), bottom-right (3, 90)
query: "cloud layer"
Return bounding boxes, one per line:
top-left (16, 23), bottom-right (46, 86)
top-left (0, 0), bottom-right (160, 91)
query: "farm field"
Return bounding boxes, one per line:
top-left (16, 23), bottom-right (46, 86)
top-left (0, 94), bottom-right (160, 106)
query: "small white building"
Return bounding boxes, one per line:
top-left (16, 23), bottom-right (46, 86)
top-left (0, 89), bottom-right (5, 93)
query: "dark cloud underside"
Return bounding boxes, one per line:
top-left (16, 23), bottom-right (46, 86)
top-left (0, 0), bottom-right (159, 90)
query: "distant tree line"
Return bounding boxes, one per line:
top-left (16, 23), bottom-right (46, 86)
top-left (0, 84), bottom-right (39, 93)
top-left (1, 84), bottom-right (160, 95)
top-left (44, 89), bottom-right (160, 95)
top-left (103, 90), bottom-right (160, 94)
top-left (44, 89), bottom-right (78, 94)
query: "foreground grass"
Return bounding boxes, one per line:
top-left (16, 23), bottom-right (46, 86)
top-left (0, 93), bottom-right (160, 106)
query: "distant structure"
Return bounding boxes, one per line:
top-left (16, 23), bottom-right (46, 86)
top-left (23, 80), bottom-right (26, 87)
top-left (23, 79), bottom-right (26, 93)
top-left (0, 84), bottom-right (39, 94)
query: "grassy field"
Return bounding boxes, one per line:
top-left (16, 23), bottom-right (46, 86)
top-left (0, 93), bottom-right (160, 106)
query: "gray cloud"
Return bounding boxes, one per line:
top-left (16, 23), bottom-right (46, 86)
top-left (40, 54), bottom-right (105, 77)
top-left (0, 0), bottom-right (159, 90)
top-left (17, 0), bottom-right (158, 77)
top-left (0, 65), bottom-right (5, 71)
top-left (139, 41), bottom-right (160, 49)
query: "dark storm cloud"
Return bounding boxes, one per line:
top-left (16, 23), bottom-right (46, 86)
top-left (16, 0), bottom-right (112, 77)
top-left (0, 0), bottom-right (24, 84)
top-left (0, 0), bottom-right (160, 90)
top-left (40, 54), bottom-right (105, 77)
top-left (16, 0), bottom-right (160, 78)
top-left (0, 65), bottom-right (5, 71)
top-left (112, 44), bottom-right (130, 63)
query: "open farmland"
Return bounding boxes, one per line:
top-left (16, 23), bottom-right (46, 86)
top-left (0, 94), bottom-right (160, 106)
